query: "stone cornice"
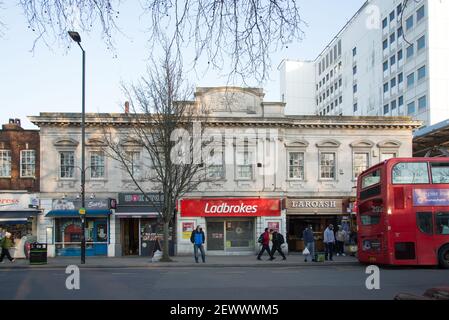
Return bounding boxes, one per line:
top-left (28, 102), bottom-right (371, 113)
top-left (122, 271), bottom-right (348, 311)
top-left (28, 113), bottom-right (422, 130)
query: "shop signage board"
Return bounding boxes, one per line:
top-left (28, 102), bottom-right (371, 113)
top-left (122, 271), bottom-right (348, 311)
top-left (118, 193), bottom-right (164, 206)
top-left (182, 222), bottom-right (195, 240)
top-left (0, 193), bottom-right (39, 211)
top-left (286, 199), bottom-right (343, 214)
top-left (180, 198), bottom-right (281, 217)
top-left (268, 222), bottom-right (280, 232)
top-left (52, 199), bottom-right (112, 211)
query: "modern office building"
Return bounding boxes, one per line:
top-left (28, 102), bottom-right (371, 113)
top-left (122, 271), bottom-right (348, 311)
top-left (280, 0), bottom-right (449, 127)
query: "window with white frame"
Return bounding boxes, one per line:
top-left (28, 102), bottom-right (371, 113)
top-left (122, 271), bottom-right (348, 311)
top-left (236, 150), bottom-right (253, 180)
top-left (90, 151), bottom-right (105, 179)
top-left (380, 153), bottom-right (397, 162)
top-left (353, 152), bottom-right (369, 179)
top-left (59, 151), bottom-right (75, 178)
top-left (0, 150), bottom-right (12, 177)
top-left (206, 148), bottom-right (225, 180)
top-left (20, 150), bottom-right (35, 177)
top-left (319, 152), bottom-right (336, 180)
top-left (124, 151), bottom-right (141, 178)
top-left (288, 152), bottom-right (304, 180)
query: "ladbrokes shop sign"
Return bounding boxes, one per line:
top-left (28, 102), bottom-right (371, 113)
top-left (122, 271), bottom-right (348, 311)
top-left (286, 198), bottom-right (343, 215)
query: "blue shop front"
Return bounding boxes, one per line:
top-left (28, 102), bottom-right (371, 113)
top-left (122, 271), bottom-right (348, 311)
top-left (46, 198), bottom-right (115, 256)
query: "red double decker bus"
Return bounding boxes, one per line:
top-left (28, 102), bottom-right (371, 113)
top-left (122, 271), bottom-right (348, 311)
top-left (356, 158), bottom-right (449, 268)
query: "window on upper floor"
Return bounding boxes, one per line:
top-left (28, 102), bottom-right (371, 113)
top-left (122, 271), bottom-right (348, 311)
top-left (90, 151), bottom-right (105, 179)
top-left (398, 49), bottom-right (403, 61)
top-left (20, 150), bottom-right (35, 178)
top-left (383, 60), bottom-right (388, 72)
top-left (397, 3), bottom-right (403, 16)
top-left (353, 84), bottom-right (358, 93)
top-left (383, 39), bottom-right (388, 50)
top-left (406, 15), bottom-right (414, 30)
top-left (353, 103), bottom-right (358, 112)
top-left (407, 101), bottom-right (416, 115)
top-left (397, 26), bottom-right (403, 38)
top-left (288, 152), bottom-right (305, 180)
top-left (418, 95), bottom-right (427, 111)
top-left (353, 65), bottom-right (357, 75)
top-left (383, 82), bottom-right (389, 93)
top-left (398, 96), bottom-right (404, 107)
top-left (417, 35), bottom-right (426, 51)
top-left (417, 5), bottom-right (425, 22)
top-left (0, 150), bottom-right (11, 178)
top-left (353, 152), bottom-right (370, 179)
top-left (398, 72), bottom-right (404, 84)
top-left (339, 78), bottom-right (342, 87)
top-left (206, 148), bottom-right (225, 180)
top-left (353, 47), bottom-right (357, 56)
top-left (390, 10), bottom-right (395, 22)
top-left (391, 77), bottom-right (396, 88)
top-left (320, 152), bottom-right (336, 180)
top-left (407, 72), bottom-right (415, 88)
top-left (383, 104), bottom-right (389, 114)
top-left (390, 55), bottom-right (396, 66)
top-left (418, 65), bottom-right (426, 80)
top-left (235, 149), bottom-right (254, 180)
top-left (382, 18), bottom-right (388, 29)
top-left (339, 96), bottom-right (342, 104)
top-left (59, 151), bottom-right (75, 179)
top-left (390, 33), bottom-right (395, 44)
top-left (391, 100), bottom-right (397, 110)
top-left (406, 44), bottom-right (414, 58)
top-left (123, 151), bottom-right (141, 178)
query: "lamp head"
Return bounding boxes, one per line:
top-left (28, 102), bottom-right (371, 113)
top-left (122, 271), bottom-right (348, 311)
top-left (68, 31), bottom-right (81, 43)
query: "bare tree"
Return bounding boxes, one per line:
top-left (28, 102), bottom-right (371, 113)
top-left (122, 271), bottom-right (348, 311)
top-left (16, 0), bottom-right (306, 82)
top-left (102, 46), bottom-right (209, 262)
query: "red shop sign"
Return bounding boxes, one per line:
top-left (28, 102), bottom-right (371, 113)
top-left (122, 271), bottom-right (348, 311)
top-left (180, 198), bottom-right (281, 217)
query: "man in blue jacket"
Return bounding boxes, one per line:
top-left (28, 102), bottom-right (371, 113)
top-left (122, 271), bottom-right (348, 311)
top-left (190, 226), bottom-right (206, 263)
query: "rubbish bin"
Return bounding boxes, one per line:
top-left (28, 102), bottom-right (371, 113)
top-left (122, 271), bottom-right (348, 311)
top-left (29, 243), bottom-right (47, 265)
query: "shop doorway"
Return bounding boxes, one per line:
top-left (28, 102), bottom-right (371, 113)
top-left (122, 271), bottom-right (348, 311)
top-left (121, 218), bottom-right (139, 255)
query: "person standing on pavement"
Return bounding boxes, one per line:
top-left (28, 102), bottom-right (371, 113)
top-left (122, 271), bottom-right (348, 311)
top-left (0, 232), bottom-right (15, 263)
top-left (323, 224), bottom-right (336, 261)
top-left (302, 225), bottom-right (316, 262)
top-left (257, 228), bottom-right (274, 260)
top-left (190, 226), bottom-right (206, 263)
top-left (270, 230), bottom-right (286, 260)
top-left (336, 225), bottom-right (347, 256)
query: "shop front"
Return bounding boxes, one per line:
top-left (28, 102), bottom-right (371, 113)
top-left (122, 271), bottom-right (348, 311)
top-left (178, 198), bottom-right (283, 255)
top-left (115, 193), bottom-right (174, 256)
top-left (286, 198), bottom-right (351, 252)
top-left (0, 193), bottom-right (40, 258)
top-left (45, 198), bottom-right (114, 256)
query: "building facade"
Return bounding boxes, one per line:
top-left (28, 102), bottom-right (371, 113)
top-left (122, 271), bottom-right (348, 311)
top-left (280, 0), bottom-right (449, 127)
top-left (0, 119), bottom-right (41, 258)
top-left (29, 87), bottom-right (421, 256)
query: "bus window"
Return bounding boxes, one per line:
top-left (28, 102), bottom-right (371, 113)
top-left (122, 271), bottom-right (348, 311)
top-left (392, 162), bottom-right (429, 184)
top-left (360, 214), bottom-right (381, 225)
top-left (431, 163), bottom-right (449, 184)
top-left (417, 212), bottom-right (433, 235)
top-left (362, 169), bottom-right (381, 188)
top-left (436, 212), bottom-right (449, 235)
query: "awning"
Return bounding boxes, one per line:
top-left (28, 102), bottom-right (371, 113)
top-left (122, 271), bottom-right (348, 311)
top-left (0, 210), bottom-right (40, 219)
top-left (46, 209), bottom-right (111, 218)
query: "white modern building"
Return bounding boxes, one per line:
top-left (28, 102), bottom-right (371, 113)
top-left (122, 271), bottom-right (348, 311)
top-left (280, 0), bottom-right (449, 127)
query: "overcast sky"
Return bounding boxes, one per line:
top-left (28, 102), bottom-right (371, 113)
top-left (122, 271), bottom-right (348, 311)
top-left (0, 0), bottom-right (365, 129)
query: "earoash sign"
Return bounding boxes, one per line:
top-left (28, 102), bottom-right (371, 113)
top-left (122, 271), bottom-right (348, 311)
top-left (179, 198), bottom-right (281, 217)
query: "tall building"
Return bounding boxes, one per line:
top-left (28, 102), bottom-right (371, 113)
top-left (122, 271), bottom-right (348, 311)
top-left (279, 0), bottom-right (449, 126)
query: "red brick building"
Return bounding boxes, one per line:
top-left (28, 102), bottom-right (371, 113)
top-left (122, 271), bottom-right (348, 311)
top-left (0, 119), bottom-right (40, 256)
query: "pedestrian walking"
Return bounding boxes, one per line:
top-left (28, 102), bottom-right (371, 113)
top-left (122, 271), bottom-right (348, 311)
top-left (302, 225), bottom-right (316, 262)
top-left (323, 224), bottom-right (336, 261)
top-left (270, 230), bottom-right (286, 260)
top-left (0, 232), bottom-right (15, 263)
top-left (336, 225), bottom-right (347, 256)
top-left (190, 226), bottom-right (206, 263)
top-left (257, 228), bottom-right (274, 260)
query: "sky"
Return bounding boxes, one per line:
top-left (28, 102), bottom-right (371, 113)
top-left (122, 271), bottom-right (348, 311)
top-left (0, 0), bottom-right (366, 129)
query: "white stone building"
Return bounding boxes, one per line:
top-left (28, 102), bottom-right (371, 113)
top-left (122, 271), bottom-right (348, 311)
top-left (280, 0), bottom-right (449, 127)
top-left (29, 87), bottom-right (420, 256)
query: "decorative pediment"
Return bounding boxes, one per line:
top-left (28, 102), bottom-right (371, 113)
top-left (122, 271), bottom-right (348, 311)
top-left (86, 138), bottom-right (107, 146)
top-left (377, 140), bottom-right (401, 148)
top-left (350, 140), bottom-right (375, 148)
top-left (120, 138), bottom-right (143, 147)
top-left (316, 139), bottom-right (340, 148)
top-left (285, 139), bottom-right (309, 148)
top-left (53, 138), bottom-right (79, 147)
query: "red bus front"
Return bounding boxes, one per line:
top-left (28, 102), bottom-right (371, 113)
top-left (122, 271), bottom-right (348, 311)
top-left (357, 158), bottom-right (449, 268)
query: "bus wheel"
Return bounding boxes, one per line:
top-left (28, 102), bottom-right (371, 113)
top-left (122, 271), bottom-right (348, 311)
top-left (438, 245), bottom-right (449, 269)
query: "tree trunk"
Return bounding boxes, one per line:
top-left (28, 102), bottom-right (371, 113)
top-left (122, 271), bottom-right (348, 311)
top-left (160, 220), bottom-right (172, 262)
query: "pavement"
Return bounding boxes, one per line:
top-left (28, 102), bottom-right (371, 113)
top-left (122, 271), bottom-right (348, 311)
top-left (0, 253), bottom-right (359, 269)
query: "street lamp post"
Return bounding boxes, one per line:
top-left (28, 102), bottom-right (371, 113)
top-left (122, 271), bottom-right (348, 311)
top-left (68, 31), bottom-right (86, 264)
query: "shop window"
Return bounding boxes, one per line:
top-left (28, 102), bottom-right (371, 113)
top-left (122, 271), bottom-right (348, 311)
top-left (0, 150), bottom-right (11, 177)
top-left (288, 152), bottom-right (305, 180)
top-left (59, 151), bottom-right (75, 179)
top-left (20, 150), bottom-right (36, 178)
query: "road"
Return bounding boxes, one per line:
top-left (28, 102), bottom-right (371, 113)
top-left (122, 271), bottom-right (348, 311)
top-left (0, 265), bottom-right (447, 300)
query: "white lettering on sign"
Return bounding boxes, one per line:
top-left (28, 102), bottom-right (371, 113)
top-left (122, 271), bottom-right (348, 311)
top-left (290, 200), bottom-right (337, 209)
top-left (204, 203), bottom-right (258, 214)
